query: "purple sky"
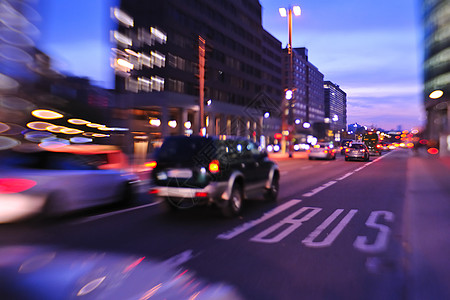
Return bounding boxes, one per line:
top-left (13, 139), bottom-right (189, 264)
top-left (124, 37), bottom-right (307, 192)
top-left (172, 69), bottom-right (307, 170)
top-left (259, 0), bottom-right (424, 131)
top-left (37, 0), bottom-right (424, 131)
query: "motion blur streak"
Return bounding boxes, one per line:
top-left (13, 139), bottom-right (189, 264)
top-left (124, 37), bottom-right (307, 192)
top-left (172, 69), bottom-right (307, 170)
top-left (189, 291), bottom-right (201, 300)
top-left (77, 276), bottom-right (106, 296)
top-left (122, 256), bottom-right (145, 273)
top-left (139, 283), bottom-right (162, 300)
top-left (19, 252), bottom-right (56, 273)
top-left (175, 269), bottom-right (189, 280)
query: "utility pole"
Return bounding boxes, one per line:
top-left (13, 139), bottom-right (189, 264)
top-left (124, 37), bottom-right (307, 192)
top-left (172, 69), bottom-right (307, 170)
top-left (198, 35), bottom-right (206, 136)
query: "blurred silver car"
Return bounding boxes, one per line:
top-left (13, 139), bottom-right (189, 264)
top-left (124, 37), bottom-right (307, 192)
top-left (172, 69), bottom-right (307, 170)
top-left (344, 142), bottom-right (370, 161)
top-left (308, 143), bottom-right (336, 160)
top-left (0, 145), bottom-right (138, 223)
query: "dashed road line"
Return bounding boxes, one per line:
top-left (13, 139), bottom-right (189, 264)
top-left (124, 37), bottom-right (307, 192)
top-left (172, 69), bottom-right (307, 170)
top-left (70, 202), bottom-right (159, 225)
top-left (302, 151), bottom-right (394, 198)
top-left (302, 181), bottom-right (337, 197)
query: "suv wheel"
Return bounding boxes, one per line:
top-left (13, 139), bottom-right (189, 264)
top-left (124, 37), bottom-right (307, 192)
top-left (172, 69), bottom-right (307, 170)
top-left (222, 185), bottom-right (243, 217)
top-left (264, 175), bottom-right (279, 202)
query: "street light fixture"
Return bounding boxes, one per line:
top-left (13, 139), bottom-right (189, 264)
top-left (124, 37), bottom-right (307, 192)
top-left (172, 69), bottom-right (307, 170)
top-left (429, 89), bottom-right (443, 99)
top-left (279, 5), bottom-right (301, 157)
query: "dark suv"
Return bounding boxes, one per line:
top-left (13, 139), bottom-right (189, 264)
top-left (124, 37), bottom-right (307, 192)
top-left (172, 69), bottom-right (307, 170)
top-left (150, 136), bottom-right (280, 217)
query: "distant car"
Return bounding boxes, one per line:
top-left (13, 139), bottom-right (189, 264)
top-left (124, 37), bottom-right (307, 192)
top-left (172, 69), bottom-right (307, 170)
top-left (149, 136), bottom-right (280, 217)
top-left (308, 143), bottom-right (336, 160)
top-left (340, 139), bottom-right (354, 154)
top-left (344, 142), bottom-right (370, 161)
top-left (0, 145), bottom-right (138, 223)
top-left (380, 142), bottom-right (390, 151)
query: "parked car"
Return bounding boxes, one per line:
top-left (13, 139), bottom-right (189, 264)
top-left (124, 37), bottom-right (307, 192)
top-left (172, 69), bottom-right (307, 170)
top-left (149, 136), bottom-right (280, 217)
top-left (340, 139), bottom-right (354, 154)
top-left (344, 142), bottom-right (370, 161)
top-left (0, 145), bottom-right (139, 223)
top-left (308, 143), bottom-right (336, 160)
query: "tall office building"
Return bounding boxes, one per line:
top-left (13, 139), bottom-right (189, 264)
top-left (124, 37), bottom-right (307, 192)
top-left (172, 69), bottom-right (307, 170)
top-left (423, 0), bottom-right (450, 154)
top-left (324, 80), bottom-right (347, 140)
top-left (113, 0), bottom-right (283, 148)
top-left (282, 47), bottom-right (325, 139)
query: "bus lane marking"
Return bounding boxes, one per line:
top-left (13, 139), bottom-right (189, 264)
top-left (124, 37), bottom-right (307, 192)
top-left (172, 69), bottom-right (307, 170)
top-left (250, 207), bottom-right (322, 244)
top-left (217, 198), bottom-right (395, 253)
top-left (302, 209), bottom-right (358, 248)
top-left (353, 210), bottom-right (394, 253)
top-left (217, 199), bottom-right (302, 240)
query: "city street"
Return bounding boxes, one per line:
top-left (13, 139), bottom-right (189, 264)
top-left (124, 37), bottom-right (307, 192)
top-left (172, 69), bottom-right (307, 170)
top-left (0, 148), bottom-right (449, 299)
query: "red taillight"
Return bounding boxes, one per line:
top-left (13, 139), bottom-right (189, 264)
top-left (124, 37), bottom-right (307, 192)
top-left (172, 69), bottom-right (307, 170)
top-left (148, 188), bottom-right (159, 194)
top-left (145, 161), bottom-right (157, 169)
top-left (195, 192), bottom-right (209, 198)
top-left (209, 160), bottom-right (219, 173)
top-left (428, 147), bottom-right (439, 155)
top-left (0, 178), bottom-right (36, 194)
top-left (376, 144), bottom-right (382, 148)
top-left (345, 149), bottom-right (350, 153)
top-left (324, 150), bottom-right (328, 154)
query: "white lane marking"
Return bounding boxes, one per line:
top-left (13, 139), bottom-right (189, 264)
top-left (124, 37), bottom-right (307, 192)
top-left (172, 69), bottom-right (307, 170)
top-left (250, 207), bottom-right (322, 244)
top-left (217, 199), bottom-right (302, 240)
top-left (302, 180), bottom-right (337, 197)
top-left (302, 209), bottom-right (358, 248)
top-left (354, 165), bottom-right (367, 172)
top-left (70, 202), bottom-right (159, 225)
top-left (337, 172), bottom-right (354, 181)
top-left (354, 211), bottom-right (394, 253)
top-left (301, 151), bottom-right (393, 197)
top-left (301, 165), bottom-right (312, 170)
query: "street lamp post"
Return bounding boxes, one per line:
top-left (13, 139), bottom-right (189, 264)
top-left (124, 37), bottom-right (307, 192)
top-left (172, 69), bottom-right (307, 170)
top-left (279, 6), bottom-right (301, 157)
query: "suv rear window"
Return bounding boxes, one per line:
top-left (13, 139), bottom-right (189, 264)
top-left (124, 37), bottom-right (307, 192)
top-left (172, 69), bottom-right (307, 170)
top-left (156, 136), bottom-right (216, 163)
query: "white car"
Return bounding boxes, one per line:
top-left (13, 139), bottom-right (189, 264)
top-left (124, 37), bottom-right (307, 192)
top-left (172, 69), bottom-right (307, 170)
top-left (0, 145), bottom-right (138, 223)
top-left (308, 143), bottom-right (337, 160)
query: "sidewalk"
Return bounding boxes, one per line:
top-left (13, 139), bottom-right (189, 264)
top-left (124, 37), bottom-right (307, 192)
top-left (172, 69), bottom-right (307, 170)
top-left (404, 149), bottom-right (450, 300)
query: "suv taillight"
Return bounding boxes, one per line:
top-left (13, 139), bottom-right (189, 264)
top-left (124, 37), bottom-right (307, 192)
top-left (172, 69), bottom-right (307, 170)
top-left (209, 160), bottom-right (219, 173)
top-left (145, 161), bottom-right (157, 169)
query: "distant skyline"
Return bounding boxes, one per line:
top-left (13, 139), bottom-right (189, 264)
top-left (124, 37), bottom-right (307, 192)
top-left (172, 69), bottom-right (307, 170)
top-left (259, 0), bottom-right (424, 131)
top-left (37, 0), bottom-right (425, 131)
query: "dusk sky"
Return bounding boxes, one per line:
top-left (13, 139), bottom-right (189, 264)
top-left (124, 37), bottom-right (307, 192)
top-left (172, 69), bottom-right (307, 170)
top-left (37, 0), bottom-right (425, 131)
top-left (259, 0), bottom-right (424, 131)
